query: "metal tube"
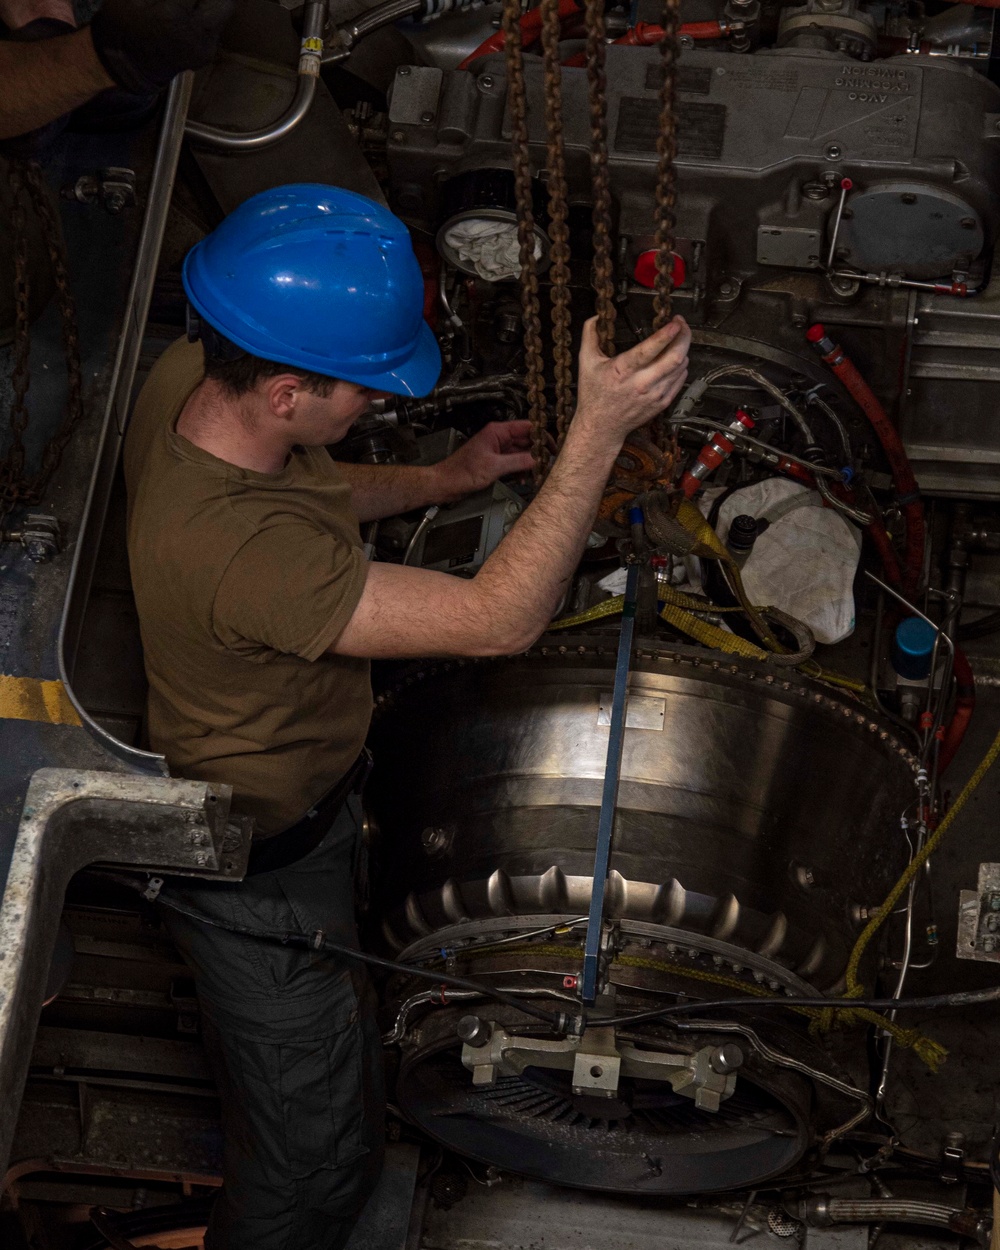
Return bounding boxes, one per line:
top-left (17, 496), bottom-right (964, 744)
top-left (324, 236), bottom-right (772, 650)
top-left (184, 0), bottom-right (327, 151)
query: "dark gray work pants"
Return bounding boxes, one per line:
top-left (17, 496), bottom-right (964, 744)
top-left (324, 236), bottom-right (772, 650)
top-left (159, 795), bottom-right (386, 1250)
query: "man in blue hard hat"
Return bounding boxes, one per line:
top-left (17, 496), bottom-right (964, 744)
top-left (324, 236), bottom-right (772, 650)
top-left (125, 183), bottom-right (690, 1250)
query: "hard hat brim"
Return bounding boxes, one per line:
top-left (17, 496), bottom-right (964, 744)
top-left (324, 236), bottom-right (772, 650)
top-left (334, 320), bottom-right (443, 399)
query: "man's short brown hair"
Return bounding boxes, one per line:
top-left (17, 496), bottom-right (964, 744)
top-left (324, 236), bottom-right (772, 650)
top-left (203, 351), bottom-right (339, 399)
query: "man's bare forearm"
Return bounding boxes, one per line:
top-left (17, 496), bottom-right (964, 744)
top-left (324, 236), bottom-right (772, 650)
top-left (334, 460), bottom-right (452, 522)
top-left (0, 30), bottom-right (113, 139)
top-left (464, 420), bottom-right (620, 652)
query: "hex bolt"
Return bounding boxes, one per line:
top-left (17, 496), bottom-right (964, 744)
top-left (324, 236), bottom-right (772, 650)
top-left (421, 826), bottom-right (450, 856)
top-left (709, 1043), bottom-right (745, 1074)
top-left (457, 1015), bottom-right (491, 1047)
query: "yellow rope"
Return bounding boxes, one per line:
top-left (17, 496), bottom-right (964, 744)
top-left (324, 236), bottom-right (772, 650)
top-left (844, 722), bottom-right (1000, 999)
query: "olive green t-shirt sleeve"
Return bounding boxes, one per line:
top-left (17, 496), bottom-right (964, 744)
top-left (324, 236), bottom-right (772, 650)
top-left (212, 523), bottom-right (369, 662)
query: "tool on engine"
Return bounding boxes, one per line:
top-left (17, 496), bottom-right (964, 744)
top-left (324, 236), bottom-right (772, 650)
top-left (580, 559), bottom-right (640, 1003)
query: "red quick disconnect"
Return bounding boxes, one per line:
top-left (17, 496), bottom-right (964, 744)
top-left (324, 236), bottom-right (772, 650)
top-left (681, 408), bottom-right (755, 497)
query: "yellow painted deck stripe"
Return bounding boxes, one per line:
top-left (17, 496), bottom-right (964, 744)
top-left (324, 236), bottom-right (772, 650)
top-left (0, 674), bottom-right (82, 726)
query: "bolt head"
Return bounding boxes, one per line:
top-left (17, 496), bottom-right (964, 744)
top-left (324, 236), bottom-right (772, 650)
top-left (480, 74), bottom-right (494, 88)
top-left (398, 65), bottom-right (411, 75)
top-left (457, 1015), bottom-right (491, 1047)
top-left (825, 144), bottom-right (842, 160)
top-left (710, 1043), bottom-right (745, 1074)
top-left (420, 111), bottom-right (435, 123)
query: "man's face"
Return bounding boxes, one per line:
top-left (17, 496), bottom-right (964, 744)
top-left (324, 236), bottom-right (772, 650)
top-left (292, 380), bottom-right (386, 446)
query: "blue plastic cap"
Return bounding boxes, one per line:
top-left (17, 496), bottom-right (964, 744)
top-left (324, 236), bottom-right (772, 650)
top-left (182, 183), bottom-right (441, 398)
top-left (893, 616), bottom-right (938, 681)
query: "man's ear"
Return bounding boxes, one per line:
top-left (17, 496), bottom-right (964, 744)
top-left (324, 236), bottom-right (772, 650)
top-left (265, 374), bottom-right (303, 421)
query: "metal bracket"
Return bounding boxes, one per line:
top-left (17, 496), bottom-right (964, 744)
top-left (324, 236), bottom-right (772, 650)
top-left (957, 862), bottom-right (1000, 960)
top-left (0, 768), bottom-right (252, 1174)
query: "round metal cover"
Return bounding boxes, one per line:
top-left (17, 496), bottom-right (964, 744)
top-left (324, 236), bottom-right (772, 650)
top-left (836, 182), bottom-right (983, 279)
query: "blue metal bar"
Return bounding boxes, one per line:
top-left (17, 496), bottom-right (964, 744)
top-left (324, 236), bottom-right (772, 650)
top-left (580, 561), bottom-right (641, 1003)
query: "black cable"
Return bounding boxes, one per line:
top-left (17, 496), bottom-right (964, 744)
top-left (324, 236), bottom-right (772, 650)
top-left (599, 985), bottom-right (1000, 1028)
top-left (958, 608), bottom-right (1000, 642)
top-left (147, 886), bottom-right (570, 1030)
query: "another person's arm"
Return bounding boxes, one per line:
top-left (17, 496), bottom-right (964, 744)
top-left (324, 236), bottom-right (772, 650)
top-left (334, 420), bottom-right (536, 522)
top-left (0, 0), bottom-right (235, 141)
top-left (332, 316), bottom-right (691, 660)
top-left (0, 31), bottom-right (111, 139)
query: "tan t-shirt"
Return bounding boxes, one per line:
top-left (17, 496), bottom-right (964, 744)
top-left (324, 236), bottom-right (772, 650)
top-left (124, 337), bottom-right (372, 835)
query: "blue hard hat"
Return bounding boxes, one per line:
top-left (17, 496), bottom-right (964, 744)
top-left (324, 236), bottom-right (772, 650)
top-left (182, 183), bottom-right (441, 398)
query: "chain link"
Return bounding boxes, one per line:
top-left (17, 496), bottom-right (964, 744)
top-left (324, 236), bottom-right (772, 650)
top-left (653, 0), bottom-right (680, 331)
top-left (1, 159), bottom-right (84, 534)
top-left (539, 0), bottom-right (575, 450)
top-left (584, 0), bottom-right (616, 359)
top-left (503, 0), bottom-right (549, 486)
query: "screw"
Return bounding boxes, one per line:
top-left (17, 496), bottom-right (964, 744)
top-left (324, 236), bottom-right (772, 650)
top-left (480, 74), bottom-right (494, 88)
top-left (825, 144), bottom-right (842, 160)
top-left (719, 280), bottom-right (735, 296)
top-left (398, 65), bottom-right (411, 75)
top-left (420, 111), bottom-right (435, 123)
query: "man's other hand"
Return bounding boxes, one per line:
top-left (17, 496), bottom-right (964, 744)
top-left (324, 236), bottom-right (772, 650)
top-left (573, 315), bottom-right (691, 454)
top-left (433, 420), bottom-right (535, 502)
top-left (90, 0), bottom-right (236, 95)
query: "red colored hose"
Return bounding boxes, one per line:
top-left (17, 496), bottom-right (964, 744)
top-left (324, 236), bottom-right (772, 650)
top-left (561, 20), bottom-right (726, 66)
top-left (807, 327), bottom-right (925, 599)
top-left (939, 647), bottom-right (976, 774)
top-left (458, 0), bottom-right (582, 69)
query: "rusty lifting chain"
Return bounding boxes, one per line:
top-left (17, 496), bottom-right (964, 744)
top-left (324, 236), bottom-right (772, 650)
top-left (503, 0), bottom-right (549, 486)
top-left (539, 0), bottom-right (575, 450)
top-left (506, 0), bottom-right (681, 520)
top-left (2, 159), bottom-right (83, 539)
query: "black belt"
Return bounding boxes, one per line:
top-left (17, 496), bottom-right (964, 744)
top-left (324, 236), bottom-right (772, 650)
top-left (245, 750), bottom-right (372, 876)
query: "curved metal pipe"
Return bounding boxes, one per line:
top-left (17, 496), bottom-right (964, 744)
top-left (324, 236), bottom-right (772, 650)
top-left (184, 0), bottom-right (327, 151)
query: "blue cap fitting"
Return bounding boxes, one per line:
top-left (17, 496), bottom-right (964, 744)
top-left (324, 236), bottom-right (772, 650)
top-left (628, 506), bottom-right (644, 527)
top-left (182, 183), bottom-right (441, 398)
top-left (892, 616), bottom-right (938, 681)
top-left (840, 466), bottom-right (854, 484)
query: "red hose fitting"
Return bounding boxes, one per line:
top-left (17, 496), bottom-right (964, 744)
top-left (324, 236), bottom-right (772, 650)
top-left (459, 0), bottom-right (583, 68)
